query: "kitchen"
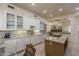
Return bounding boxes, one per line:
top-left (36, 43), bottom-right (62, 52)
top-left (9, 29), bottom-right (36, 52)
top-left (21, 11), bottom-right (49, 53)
top-left (0, 3), bottom-right (79, 56)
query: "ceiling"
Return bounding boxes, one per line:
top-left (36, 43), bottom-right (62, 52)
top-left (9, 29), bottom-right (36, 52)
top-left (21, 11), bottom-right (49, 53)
top-left (13, 3), bottom-right (79, 20)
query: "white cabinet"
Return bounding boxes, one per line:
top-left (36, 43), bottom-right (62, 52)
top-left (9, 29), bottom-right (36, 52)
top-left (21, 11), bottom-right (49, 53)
top-left (4, 34), bottom-right (46, 56)
top-left (30, 36), bottom-right (36, 45)
top-left (16, 39), bottom-right (25, 52)
top-left (5, 40), bottom-right (17, 54)
top-left (17, 16), bottom-right (23, 29)
top-left (0, 4), bottom-right (5, 29)
top-left (6, 13), bottom-right (23, 29)
top-left (23, 37), bottom-right (31, 45)
top-left (0, 4), bottom-right (46, 30)
top-left (7, 13), bottom-right (15, 29)
top-left (30, 35), bottom-right (45, 45)
top-left (4, 37), bottom-right (30, 55)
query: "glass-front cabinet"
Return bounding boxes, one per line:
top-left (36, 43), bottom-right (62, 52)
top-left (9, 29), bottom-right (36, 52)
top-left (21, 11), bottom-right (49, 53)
top-left (17, 16), bottom-right (23, 29)
top-left (7, 13), bottom-right (15, 29)
top-left (40, 21), bottom-right (47, 33)
top-left (6, 13), bottom-right (23, 29)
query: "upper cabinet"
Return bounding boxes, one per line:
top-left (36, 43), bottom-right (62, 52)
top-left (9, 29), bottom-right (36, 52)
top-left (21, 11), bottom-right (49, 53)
top-left (40, 21), bottom-right (47, 33)
top-left (6, 13), bottom-right (23, 29)
top-left (7, 13), bottom-right (15, 29)
top-left (17, 16), bottom-right (23, 29)
top-left (0, 4), bottom-right (47, 30)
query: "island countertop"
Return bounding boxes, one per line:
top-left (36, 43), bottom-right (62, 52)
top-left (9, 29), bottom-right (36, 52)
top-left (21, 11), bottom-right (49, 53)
top-left (45, 34), bottom-right (69, 44)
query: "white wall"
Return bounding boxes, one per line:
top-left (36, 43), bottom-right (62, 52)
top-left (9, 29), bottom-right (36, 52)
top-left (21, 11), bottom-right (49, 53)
top-left (69, 16), bottom-right (79, 43)
top-left (0, 4), bottom-right (6, 29)
top-left (62, 20), bottom-right (70, 32)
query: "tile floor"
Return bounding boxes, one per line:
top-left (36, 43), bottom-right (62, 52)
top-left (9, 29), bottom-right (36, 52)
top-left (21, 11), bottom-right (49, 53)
top-left (34, 41), bottom-right (79, 56)
top-left (17, 39), bottom-right (79, 56)
top-left (34, 42), bottom-right (45, 56)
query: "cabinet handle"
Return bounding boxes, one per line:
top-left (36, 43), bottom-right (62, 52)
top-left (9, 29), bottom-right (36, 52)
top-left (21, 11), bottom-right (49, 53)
top-left (49, 42), bottom-right (55, 46)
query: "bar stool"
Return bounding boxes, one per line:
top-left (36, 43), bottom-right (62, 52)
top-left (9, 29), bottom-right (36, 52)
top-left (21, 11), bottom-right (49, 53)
top-left (23, 44), bottom-right (36, 56)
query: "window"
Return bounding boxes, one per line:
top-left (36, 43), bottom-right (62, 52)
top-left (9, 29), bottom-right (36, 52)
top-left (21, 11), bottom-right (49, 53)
top-left (17, 16), bottom-right (23, 29)
top-left (7, 13), bottom-right (15, 29)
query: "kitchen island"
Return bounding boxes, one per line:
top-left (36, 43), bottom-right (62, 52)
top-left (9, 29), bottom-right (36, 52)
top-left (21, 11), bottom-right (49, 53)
top-left (45, 34), bottom-right (68, 56)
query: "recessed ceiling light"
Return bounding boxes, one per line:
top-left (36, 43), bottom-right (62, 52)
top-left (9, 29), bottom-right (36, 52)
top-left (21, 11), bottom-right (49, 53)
top-left (43, 10), bottom-right (46, 13)
top-left (75, 7), bottom-right (79, 11)
top-left (59, 8), bottom-right (63, 11)
top-left (32, 3), bottom-right (35, 5)
top-left (68, 17), bottom-right (71, 20)
top-left (49, 14), bottom-right (53, 17)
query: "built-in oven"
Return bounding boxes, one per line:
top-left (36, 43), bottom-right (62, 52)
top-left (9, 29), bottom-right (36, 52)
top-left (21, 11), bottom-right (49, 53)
top-left (4, 32), bottom-right (10, 39)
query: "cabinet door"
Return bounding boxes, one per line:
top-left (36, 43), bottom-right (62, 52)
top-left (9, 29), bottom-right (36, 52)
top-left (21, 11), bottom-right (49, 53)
top-left (5, 40), bottom-right (17, 54)
top-left (17, 16), bottom-right (23, 29)
top-left (7, 13), bottom-right (15, 29)
top-left (23, 37), bottom-right (31, 46)
top-left (30, 36), bottom-right (36, 45)
top-left (30, 35), bottom-right (45, 45)
top-left (30, 36), bottom-right (40, 45)
top-left (16, 39), bottom-right (25, 52)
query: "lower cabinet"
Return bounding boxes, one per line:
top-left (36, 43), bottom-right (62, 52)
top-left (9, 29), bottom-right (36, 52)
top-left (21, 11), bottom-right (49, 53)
top-left (4, 35), bottom-right (46, 56)
top-left (30, 35), bottom-right (45, 45)
top-left (16, 39), bottom-right (25, 52)
top-left (4, 40), bottom-right (17, 55)
top-left (45, 39), bottom-right (68, 56)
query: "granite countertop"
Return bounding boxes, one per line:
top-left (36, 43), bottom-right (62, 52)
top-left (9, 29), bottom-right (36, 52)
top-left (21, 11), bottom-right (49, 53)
top-left (46, 34), bottom-right (68, 44)
top-left (11, 33), bottom-right (44, 39)
top-left (0, 30), bottom-right (45, 39)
